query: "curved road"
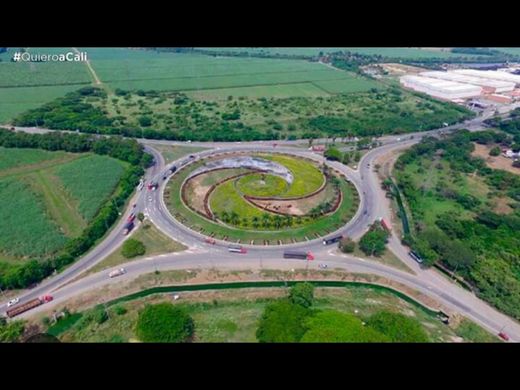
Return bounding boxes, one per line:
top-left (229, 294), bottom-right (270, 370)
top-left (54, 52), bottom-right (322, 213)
top-left (3, 110), bottom-right (520, 341)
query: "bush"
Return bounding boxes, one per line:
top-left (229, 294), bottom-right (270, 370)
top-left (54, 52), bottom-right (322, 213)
top-left (113, 306), bottom-right (127, 316)
top-left (288, 282), bottom-right (314, 308)
top-left (136, 303), bottom-right (194, 343)
top-left (301, 310), bottom-right (389, 343)
top-left (489, 146), bottom-right (501, 156)
top-left (0, 320), bottom-right (25, 342)
top-left (121, 239), bottom-right (146, 259)
top-left (256, 300), bottom-right (310, 343)
top-left (367, 311), bottom-right (429, 342)
top-left (339, 237), bottom-right (355, 253)
top-left (324, 147), bottom-right (343, 161)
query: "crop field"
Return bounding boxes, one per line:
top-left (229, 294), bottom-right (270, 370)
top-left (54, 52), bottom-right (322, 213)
top-left (0, 177), bottom-right (68, 258)
top-left (77, 48), bottom-right (378, 96)
top-left (55, 155), bottom-right (127, 220)
top-left (0, 148), bottom-right (127, 261)
top-left (0, 48), bottom-right (93, 123)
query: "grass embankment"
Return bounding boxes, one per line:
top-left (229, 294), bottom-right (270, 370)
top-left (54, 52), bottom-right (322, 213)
top-left (52, 283), bottom-right (496, 343)
top-left (87, 222), bottom-right (187, 274)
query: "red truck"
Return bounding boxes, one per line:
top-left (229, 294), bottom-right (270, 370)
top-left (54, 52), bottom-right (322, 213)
top-left (379, 217), bottom-right (391, 233)
top-left (6, 295), bottom-right (53, 318)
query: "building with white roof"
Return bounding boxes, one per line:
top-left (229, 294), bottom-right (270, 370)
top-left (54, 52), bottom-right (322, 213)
top-left (400, 75), bottom-right (482, 100)
top-left (453, 69), bottom-right (520, 86)
top-left (420, 71), bottom-right (515, 93)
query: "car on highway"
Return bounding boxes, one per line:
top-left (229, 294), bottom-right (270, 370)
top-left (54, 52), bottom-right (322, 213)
top-left (228, 245), bottom-right (247, 254)
top-left (162, 176), bottom-right (167, 180)
top-left (127, 213), bottom-right (136, 223)
top-left (318, 263), bottom-right (328, 269)
top-left (148, 196), bottom-right (153, 202)
top-left (109, 268), bottom-right (126, 278)
top-left (189, 155), bottom-right (195, 159)
top-left (132, 203), bottom-right (137, 208)
top-left (205, 237), bottom-right (216, 245)
top-left (498, 331), bottom-right (510, 341)
top-left (7, 298), bottom-right (19, 308)
top-left (409, 251), bottom-right (423, 264)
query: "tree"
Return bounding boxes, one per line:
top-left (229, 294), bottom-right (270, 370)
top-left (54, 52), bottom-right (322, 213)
top-left (121, 238), bottom-right (146, 259)
top-left (359, 226), bottom-right (388, 257)
top-left (138, 116), bottom-right (152, 127)
top-left (301, 310), bottom-right (389, 343)
top-left (324, 147), bottom-right (342, 161)
top-left (367, 311), bottom-right (429, 342)
top-left (0, 320), bottom-right (25, 343)
top-left (136, 303), bottom-right (194, 343)
top-left (256, 300), bottom-right (310, 343)
top-left (489, 146), bottom-right (501, 156)
top-left (339, 237), bottom-right (355, 253)
top-left (342, 152), bottom-right (351, 165)
top-left (289, 282), bottom-right (315, 308)
top-left (137, 212), bottom-right (145, 222)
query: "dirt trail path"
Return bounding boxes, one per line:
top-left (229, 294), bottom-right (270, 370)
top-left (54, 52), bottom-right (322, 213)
top-left (73, 47), bottom-right (102, 85)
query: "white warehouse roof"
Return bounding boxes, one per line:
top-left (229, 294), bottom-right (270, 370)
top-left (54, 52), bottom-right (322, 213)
top-left (420, 71), bottom-right (515, 92)
top-left (453, 69), bottom-right (520, 85)
top-left (400, 75), bottom-right (482, 100)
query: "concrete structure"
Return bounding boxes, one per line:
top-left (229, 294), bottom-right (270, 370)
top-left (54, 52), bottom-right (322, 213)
top-left (486, 94), bottom-right (512, 104)
top-left (421, 71), bottom-right (515, 94)
top-left (453, 69), bottom-right (520, 86)
top-left (400, 75), bottom-right (482, 100)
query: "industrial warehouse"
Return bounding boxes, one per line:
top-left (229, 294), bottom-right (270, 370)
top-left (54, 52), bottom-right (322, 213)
top-left (400, 67), bottom-right (520, 107)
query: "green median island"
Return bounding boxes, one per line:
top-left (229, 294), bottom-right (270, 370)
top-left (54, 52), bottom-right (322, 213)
top-left (165, 152), bottom-right (359, 244)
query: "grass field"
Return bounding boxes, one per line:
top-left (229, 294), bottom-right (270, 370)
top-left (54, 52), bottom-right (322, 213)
top-left (55, 285), bottom-right (496, 342)
top-left (492, 48), bottom-right (520, 57)
top-left (262, 154), bottom-right (324, 197)
top-left (210, 179), bottom-right (268, 220)
top-left (87, 222), bottom-right (186, 274)
top-left (236, 173), bottom-right (289, 197)
top-left (0, 148), bottom-right (127, 261)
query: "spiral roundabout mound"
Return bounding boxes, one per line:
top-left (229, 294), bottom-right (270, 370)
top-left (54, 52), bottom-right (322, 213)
top-left (164, 152), bottom-right (360, 245)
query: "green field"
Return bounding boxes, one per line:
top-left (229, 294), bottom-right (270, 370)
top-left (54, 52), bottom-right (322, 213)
top-left (0, 148), bottom-right (127, 261)
top-left (55, 285), bottom-right (495, 343)
top-left (236, 173), bottom-right (289, 197)
top-left (492, 48), bottom-right (520, 57)
top-left (0, 48), bottom-right (92, 123)
top-left (262, 154), bottom-right (324, 197)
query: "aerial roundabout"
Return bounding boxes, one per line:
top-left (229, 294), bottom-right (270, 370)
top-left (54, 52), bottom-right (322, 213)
top-left (163, 150), bottom-right (360, 246)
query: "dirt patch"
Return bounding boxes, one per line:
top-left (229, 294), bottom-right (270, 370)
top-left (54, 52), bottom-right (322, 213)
top-left (380, 63), bottom-right (428, 75)
top-left (492, 196), bottom-right (514, 215)
top-left (471, 143), bottom-right (520, 176)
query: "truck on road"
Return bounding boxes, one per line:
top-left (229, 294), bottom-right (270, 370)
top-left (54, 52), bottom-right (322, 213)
top-left (323, 235), bottom-right (343, 245)
top-left (283, 251), bottom-right (314, 260)
top-left (6, 295), bottom-right (53, 318)
top-left (123, 221), bottom-right (134, 236)
top-left (379, 217), bottom-right (391, 233)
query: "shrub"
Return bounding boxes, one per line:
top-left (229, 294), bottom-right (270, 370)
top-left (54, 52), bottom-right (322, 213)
top-left (489, 146), bottom-right (501, 156)
top-left (367, 311), bottom-right (429, 342)
top-left (289, 282), bottom-right (315, 308)
top-left (113, 306), bottom-right (127, 316)
top-left (324, 147), bottom-right (343, 161)
top-left (256, 300), bottom-right (310, 343)
top-left (339, 237), bottom-right (355, 253)
top-left (121, 239), bottom-right (146, 259)
top-left (136, 303), bottom-right (194, 343)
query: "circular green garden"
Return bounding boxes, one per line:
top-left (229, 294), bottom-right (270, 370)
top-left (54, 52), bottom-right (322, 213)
top-left (164, 152), bottom-right (360, 244)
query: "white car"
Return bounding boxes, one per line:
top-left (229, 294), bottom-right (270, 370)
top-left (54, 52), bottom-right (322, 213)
top-left (7, 298), bottom-right (19, 308)
top-left (318, 263), bottom-right (328, 269)
top-left (108, 268), bottom-right (126, 278)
